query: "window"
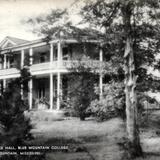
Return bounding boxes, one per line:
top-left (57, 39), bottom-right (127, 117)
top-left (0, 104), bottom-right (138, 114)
top-left (63, 47), bottom-right (69, 60)
top-left (40, 53), bottom-right (46, 63)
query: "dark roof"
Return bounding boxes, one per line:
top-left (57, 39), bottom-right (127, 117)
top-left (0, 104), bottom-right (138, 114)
top-left (0, 27), bottom-right (103, 49)
top-left (45, 25), bottom-right (104, 40)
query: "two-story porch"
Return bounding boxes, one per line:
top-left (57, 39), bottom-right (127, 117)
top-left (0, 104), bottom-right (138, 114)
top-left (0, 36), bottom-right (105, 110)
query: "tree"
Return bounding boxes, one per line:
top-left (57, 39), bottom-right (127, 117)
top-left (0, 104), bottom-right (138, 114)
top-left (122, 3), bottom-right (141, 156)
top-left (0, 68), bottom-right (45, 160)
top-left (25, 1), bottom-right (160, 157)
top-left (80, 0), bottom-right (160, 157)
top-left (89, 81), bottom-right (125, 121)
top-left (0, 68), bottom-right (32, 146)
top-left (67, 57), bottom-right (98, 120)
top-left (26, 8), bottom-right (104, 42)
top-left (26, 10), bottom-right (108, 121)
top-left (26, 9), bottom-right (70, 39)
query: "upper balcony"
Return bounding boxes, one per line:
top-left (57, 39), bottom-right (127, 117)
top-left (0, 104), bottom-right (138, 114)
top-left (30, 60), bottom-right (106, 75)
top-left (0, 68), bottom-right (20, 79)
top-left (0, 60), bottom-right (106, 79)
top-left (0, 41), bottom-right (105, 79)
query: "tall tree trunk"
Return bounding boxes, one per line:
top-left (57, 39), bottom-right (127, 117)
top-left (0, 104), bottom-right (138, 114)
top-left (124, 36), bottom-right (142, 157)
top-left (123, 2), bottom-right (143, 158)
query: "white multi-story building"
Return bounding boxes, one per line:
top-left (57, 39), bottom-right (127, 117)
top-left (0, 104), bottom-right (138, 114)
top-left (0, 31), bottom-right (104, 111)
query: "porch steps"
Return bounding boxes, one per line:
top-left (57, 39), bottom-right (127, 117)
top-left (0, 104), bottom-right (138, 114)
top-left (24, 110), bottom-right (65, 122)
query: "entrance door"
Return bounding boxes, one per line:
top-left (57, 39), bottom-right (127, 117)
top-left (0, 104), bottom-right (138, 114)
top-left (38, 79), bottom-right (45, 99)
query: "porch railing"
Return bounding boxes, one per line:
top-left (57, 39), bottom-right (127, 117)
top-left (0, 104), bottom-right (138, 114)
top-left (0, 60), bottom-right (107, 77)
top-left (62, 60), bottom-right (105, 69)
top-left (30, 60), bottom-right (105, 72)
top-left (0, 68), bottom-right (20, 79)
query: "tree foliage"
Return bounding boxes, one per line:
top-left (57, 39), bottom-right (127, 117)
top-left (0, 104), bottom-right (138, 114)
top-left (0, 69), bottom-right (45, 160)
top-left (0, 68), bottom-right (32, 145)
top-left (89, 81), bottom-right (125, 121)
top-left (25, 1), bottom-right (160, 157)
top-left (80, 0), bottom-right (160, 158)
top-left (81, 0), bottom-right (160, 87)
top-left (67, 59), bottom-right (98, 120)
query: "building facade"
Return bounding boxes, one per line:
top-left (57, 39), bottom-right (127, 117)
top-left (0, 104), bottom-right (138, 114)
top-left (0, 34), bottom-right (104, 111)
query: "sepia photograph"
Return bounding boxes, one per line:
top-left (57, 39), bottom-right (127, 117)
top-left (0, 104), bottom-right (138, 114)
top-left (0, 0), bottom-right (160, 159)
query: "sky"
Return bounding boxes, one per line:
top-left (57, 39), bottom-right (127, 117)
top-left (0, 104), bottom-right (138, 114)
top-left (0, 0), bottom-right (75, 42)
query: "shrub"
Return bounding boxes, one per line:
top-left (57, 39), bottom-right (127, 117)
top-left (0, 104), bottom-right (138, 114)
top-left (68, 73), bottom-right (97, 120)
top-left (0, 71), bottom-right (32, 146)
top-left (89, 99), bottom-right (115, 121)
top-left (67, 58), bottom-right (98, 120)
top-left (0, 68), bottom-right (46, 160)
top-left (89, 81), bottom-right (125, 121)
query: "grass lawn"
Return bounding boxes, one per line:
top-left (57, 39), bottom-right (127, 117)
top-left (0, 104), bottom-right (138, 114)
top-left (29, 111), bottom-right (160, 160)
top-left (31, 117), bottom-right (125, 160)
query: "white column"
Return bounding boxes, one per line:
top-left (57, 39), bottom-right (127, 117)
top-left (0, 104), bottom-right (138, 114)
top-left (29, 48), bottom-right (33, 109)
top-left (57, 41), bottom-right (62, 67)
top-left (21, 50), bottom-right (25, 68)
top-left (50, 44), bottom-right (54, 109)
top-left (99, 75), bottom-right (103, 99)
top-left (50, 43), bottom-right (53, 63)
top-left (50, 73), bottom-right (53, 110)
top-left (57, 72), bottom-right (61, 110)
top-left (99, 46), bottom-right (103, 62)
top-left (3, 55), bottom-right (7, 92)
top-left (99, 46), bottom-right (103, 99)
top-left (29, 48), bottom-right (33, 65)
top-left (21, 50), bottom-right (25, 99)
top-left (20, 84), bottom-right (24, 99)
top-left (29, 79), bottom-right (33, 110)
top-left (3, 79), bottom-right (6, 92)
top-left (3, 54), bottom-right (7, 69)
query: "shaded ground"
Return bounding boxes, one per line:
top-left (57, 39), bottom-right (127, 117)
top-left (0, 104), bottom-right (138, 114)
top-left (140, 111), bottom-right (160, 154)
top-left (131, 110), bottom-right (160, 160)
top-left (30, 110), bottom-right (160, 160)
top-left (31, 117), bottom-right (125, 160)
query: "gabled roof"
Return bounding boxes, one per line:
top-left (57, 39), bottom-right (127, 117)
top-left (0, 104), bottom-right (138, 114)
top-left (6, 36), bottom-right (29, 45)
top-left (0, 27), bottom-right (104, 51)
top-left (0, 36), bottom-right (30, 49)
